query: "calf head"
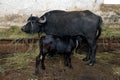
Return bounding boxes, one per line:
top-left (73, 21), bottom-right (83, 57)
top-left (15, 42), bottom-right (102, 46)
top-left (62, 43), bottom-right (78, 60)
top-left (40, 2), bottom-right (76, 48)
top-left (43, 35), bottom-right (56, 52)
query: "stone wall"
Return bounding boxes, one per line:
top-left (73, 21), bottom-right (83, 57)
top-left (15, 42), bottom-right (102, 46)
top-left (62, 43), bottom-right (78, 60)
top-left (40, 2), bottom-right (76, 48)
top-left (100, 4), bottom-right (120, 24)
top-left (0, 0), bottom-right (103, 28)
top-left (0, 0), bottom-right (120, 28)
top-left (0, 0), bottom-right (103, 16)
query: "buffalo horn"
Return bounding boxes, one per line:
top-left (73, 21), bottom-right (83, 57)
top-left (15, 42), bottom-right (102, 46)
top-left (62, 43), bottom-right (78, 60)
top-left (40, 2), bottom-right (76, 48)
top-left (39, 16), bottom-right (46, 23)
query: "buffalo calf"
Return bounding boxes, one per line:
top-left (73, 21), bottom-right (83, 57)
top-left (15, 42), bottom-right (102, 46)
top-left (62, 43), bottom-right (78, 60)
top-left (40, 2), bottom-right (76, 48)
top-left (35, 35), bottom-right (76, 74)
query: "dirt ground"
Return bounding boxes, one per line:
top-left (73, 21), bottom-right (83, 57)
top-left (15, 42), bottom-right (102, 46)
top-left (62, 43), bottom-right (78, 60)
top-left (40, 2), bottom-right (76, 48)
top-left (0, 51), bottom-right (120, 80)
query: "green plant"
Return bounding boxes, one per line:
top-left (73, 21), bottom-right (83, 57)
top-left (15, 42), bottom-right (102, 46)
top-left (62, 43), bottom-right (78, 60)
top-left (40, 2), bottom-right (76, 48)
top-left (101, 24), bottom-right (120, 38)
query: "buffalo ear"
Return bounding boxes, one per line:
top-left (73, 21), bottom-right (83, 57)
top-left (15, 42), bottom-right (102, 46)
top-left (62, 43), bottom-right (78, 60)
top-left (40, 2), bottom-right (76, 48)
top-left (30, 14), bottom-right (32, 17)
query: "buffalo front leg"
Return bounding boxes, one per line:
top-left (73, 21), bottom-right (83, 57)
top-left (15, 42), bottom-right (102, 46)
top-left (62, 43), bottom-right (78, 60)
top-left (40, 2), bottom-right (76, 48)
top-left (83, 37), bottom-right (97, 66)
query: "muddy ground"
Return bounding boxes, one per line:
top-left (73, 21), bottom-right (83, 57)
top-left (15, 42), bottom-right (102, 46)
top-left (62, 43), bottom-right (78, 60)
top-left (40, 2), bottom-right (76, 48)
top-left (0, 38), bottom-right (120, 54)
top-left (0, 51), bottom-right (120, 80)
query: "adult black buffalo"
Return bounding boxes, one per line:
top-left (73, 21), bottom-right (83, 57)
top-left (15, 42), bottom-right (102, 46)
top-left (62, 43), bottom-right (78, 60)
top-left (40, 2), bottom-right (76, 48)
top-left (21, 10), bottom-right (102, 66)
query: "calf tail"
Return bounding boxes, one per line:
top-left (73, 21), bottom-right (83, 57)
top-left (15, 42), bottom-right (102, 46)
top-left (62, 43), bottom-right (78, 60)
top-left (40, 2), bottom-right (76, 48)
top-left (96, 17), bottom-right (102, 40)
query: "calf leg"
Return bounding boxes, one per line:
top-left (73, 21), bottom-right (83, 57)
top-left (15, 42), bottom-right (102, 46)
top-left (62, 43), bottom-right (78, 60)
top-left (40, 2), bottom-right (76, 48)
top-left (67, 53), bottom-right (72, 68)
top-left (35, 37), bottom-right (45, 74)
top-left (64, 54), bottom-right (69, 67)
top-left (41, 53), bottom-right (47, 70)
top-left (35, 52), bottom-right (47, 74)
top-left (35, 53), bottom-right (41, 74)
top-left (35, 44), bottom-right (44, 73)
top-left (64, 53), bottom-right (72, 68)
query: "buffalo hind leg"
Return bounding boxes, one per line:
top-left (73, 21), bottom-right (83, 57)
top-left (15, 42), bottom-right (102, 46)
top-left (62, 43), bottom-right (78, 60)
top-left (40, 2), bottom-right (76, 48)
top-left (89, 43), bottom-right (97, 66)
top-left (83, 38), bottom-right (97, 66)
top-left (83, 48), bottom-right (91, 61)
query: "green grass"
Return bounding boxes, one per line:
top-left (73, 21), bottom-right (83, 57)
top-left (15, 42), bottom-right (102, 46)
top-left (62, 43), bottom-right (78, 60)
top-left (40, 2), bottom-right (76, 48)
top-left (0, 52), bottom-right (38, 73)
top-left (101, 24), bottom-right (120, 38)
top-left (113, 67), bottom-right (120, 76)
top-left (0, 26), bottom-right (38, 39)
top-left (5, 52), bottom-right (37, 69)
top-left (0, 45), bottom-right (39, 73)
top-left (97, 51), bottom-right (120, 76)
top-left (0, 24), bottom-right (120, 39)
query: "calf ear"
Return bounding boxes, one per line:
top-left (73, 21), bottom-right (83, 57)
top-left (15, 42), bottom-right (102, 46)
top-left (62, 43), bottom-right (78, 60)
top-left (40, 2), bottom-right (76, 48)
top-left (39, 16), bottom-right (46, 23)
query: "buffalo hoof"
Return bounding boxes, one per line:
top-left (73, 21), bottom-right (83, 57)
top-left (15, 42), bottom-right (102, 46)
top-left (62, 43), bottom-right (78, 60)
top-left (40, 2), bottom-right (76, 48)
top-left (89, 61), bottom-right (95, 66)
top-left (89, 63), bottom-right (94, 66)
top-left (82, 57), bottom-right (89, 61)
